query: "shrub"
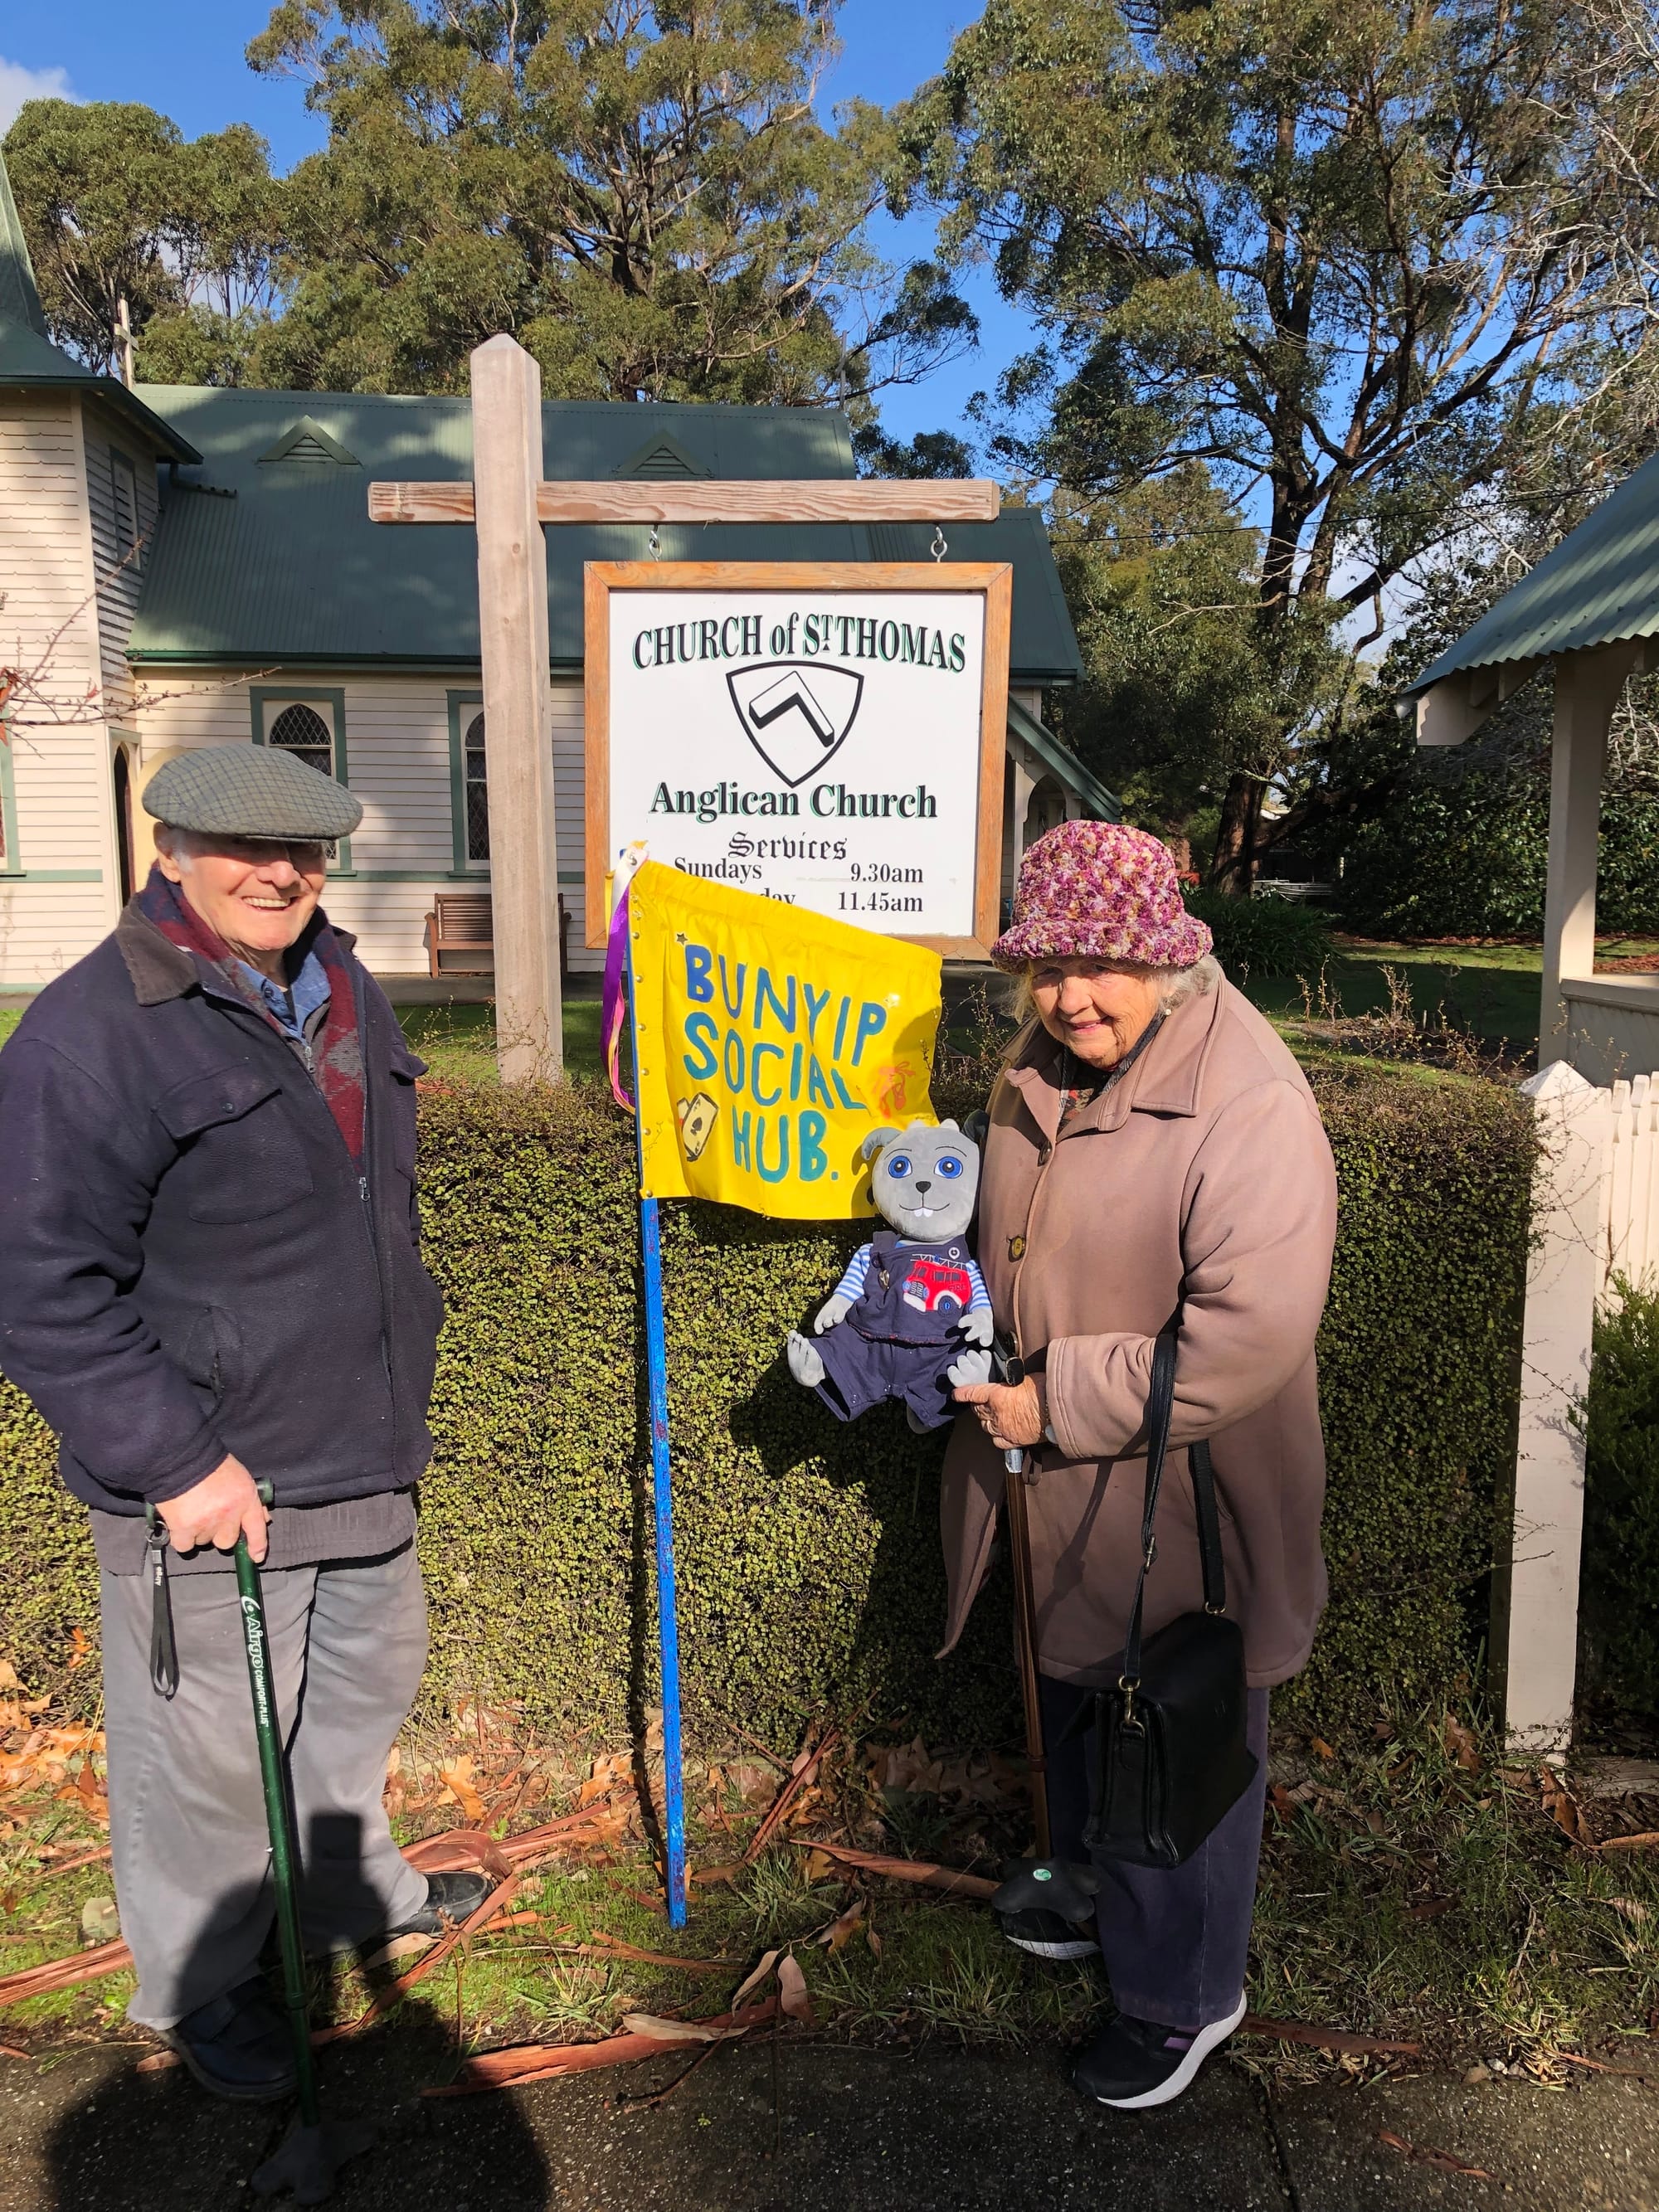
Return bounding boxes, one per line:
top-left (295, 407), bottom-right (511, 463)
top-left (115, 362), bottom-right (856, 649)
top-left (0, 1060), bottom-right (1533, 1748)
top-left (1331, 770), bottom-right (1659, 941)
top-left (1579, 1280), bottom-right (1659, 1726)
top-left (1184, 885), bottom-right (1333, 980)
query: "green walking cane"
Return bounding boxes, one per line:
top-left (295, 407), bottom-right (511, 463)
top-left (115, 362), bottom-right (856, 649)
top-left (235, 1493), bottom-right (374, 2204)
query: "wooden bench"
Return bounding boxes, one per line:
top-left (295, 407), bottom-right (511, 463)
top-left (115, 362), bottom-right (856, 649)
top-left (425, 891), bottom-right (569, 978)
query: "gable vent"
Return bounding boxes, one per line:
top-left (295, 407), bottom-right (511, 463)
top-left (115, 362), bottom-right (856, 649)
top-left (258, 416), bottom-right (361, 468)
top-left (615, 430), bottom-right (709, 481)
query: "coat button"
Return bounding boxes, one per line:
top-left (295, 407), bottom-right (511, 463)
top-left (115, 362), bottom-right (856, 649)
top-left (1008, 1234), bottom-right (1027, 1261)
top-left (1037, 1143), bottom-right (1052, 1164)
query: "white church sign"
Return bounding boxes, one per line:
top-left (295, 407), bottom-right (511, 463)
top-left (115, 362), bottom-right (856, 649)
top-left (584, 562), bottom-right (1013, 958)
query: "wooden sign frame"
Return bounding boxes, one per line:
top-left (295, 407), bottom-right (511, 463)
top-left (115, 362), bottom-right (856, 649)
top-left (583, 561), bottom-right (1013, 959)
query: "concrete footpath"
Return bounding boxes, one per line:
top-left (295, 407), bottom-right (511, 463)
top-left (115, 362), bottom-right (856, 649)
top-left (4, 2031), bottom-right (1659, 2212)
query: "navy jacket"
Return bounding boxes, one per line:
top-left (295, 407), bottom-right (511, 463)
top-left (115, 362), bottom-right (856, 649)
top-left (0, 903), bottom-right (444, 1514)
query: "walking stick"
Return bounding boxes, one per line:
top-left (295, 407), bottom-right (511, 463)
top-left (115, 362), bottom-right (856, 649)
top-left (235, 1499), bottom-right (374, 2204)
top-left (1001, 1446), bottom-right (1051, 1860)
top-left (988, 1329), bottom-right (1050, 1860)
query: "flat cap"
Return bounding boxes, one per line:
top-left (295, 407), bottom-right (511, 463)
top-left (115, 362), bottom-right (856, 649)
top-left (141, 744), bottom-right (363, 840)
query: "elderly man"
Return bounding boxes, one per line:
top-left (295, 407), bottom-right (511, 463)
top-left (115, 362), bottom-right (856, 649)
top-left (0, 745), bottom-right (484, 2099)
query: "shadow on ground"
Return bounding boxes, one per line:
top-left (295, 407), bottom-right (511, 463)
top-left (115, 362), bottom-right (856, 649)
top-left (11, 2040), bottom-right (1659, 2212)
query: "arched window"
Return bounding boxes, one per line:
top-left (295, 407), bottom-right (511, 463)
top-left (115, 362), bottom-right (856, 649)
top-left (465, 712), bottom-right (489, 861)
top-left (266, 702), bottom-right (334, 779)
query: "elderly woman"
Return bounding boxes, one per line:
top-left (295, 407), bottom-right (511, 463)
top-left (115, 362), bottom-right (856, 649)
top-left (949, 820), bottom-right (1337, 2112)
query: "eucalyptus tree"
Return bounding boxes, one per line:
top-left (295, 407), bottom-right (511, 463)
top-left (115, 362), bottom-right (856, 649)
top-left (246, 0), bottom-right (975, 404)
top-left (3, 100), bottom-right (282, 381)
top-left (914, 0), bottom-right (1659, 887)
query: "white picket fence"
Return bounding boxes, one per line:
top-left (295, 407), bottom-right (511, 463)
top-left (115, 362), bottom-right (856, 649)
top-left (1600, 1071), bottom-right (1659, 1294)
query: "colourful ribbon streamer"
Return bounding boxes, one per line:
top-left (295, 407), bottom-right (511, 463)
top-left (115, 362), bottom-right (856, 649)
top-left (601, 843), bottom-right (649, 1111)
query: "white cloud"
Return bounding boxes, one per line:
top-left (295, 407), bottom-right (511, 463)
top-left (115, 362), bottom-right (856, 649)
top-left (0, 58), bottom-right (75, 137)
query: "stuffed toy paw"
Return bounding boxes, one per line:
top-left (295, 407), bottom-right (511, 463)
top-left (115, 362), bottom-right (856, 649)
top-left (786, 1120), bottom-right (996, 1433)
top-left (786, 1330), bottom-right (826, 1388)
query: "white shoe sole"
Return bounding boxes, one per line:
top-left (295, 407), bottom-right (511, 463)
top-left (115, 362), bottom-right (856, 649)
top-left (1002, 1932), bottom-right (1100, 1962)
top-left (1089, 1994), bottom-right (1248, 2110)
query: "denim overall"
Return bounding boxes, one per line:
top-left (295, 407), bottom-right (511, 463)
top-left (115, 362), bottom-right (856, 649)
top-left (810, 1231), bottom-right (975, 1431)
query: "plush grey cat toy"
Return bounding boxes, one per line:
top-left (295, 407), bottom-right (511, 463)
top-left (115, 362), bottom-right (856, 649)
top-left (786, 1119), bottom-right (995, 1433)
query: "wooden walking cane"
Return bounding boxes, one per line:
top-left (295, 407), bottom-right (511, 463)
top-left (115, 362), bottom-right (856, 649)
top-left (1002, 1451), bottom-right (1051, 1860)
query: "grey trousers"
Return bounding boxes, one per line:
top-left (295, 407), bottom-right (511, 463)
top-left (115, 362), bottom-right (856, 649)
top-left (100, 1543), bottom-right (431, 2030)
top-left (1041, 1675), bottom-right (1271, 2032)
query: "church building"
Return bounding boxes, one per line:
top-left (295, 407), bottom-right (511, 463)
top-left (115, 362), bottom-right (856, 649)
top-left (0, 154), bottom-right (1102, 991)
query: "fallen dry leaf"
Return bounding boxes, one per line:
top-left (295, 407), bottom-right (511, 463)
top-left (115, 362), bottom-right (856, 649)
top-left (436, 1758), bottom-right (485, 1825)
top-left (0, 1664), bottom-right (19, 1693)
top-left (817, 1898), bottom-right (865, 1952)
top-left (1443, 1715), bottom-right (1481, 1772)
top-left (731, 1948), bottom-right (781, 2009)
top-left (66, 1628), bottom-right (91, 1671)
top-left (777, 1953), bottom-right (814, 2026)
top-left (620, 2012), bottom-right (722, 2044)
top-left (1311, 1737), bottom-right (1336, 1762)
top-left (1608, 1898), bottom-right (1652, 1927)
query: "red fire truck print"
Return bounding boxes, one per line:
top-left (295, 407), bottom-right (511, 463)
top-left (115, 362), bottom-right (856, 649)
top-left (902, 1256), bottom-right (974, 1316)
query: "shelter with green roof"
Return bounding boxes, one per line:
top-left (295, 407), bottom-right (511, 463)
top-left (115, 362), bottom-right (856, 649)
top-left (1405, 459), bottom-right (1659, 1084)
top-left (0, 150), bottom-right (1097, 991)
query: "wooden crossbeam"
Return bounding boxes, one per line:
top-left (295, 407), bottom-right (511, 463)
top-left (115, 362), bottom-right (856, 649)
top-left (369, 478), bottom-right (1000, 527)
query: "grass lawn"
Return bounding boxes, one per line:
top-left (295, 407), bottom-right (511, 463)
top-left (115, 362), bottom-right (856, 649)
top-left (3, 1704), bottom-right (1659, 2088)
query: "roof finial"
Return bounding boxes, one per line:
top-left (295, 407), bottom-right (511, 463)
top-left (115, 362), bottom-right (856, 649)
top-left (0, 146), bottom-right (49, 340)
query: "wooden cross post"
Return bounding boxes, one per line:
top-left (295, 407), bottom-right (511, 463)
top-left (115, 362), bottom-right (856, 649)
top-left (469, 336), bottom-right (565, 1084)
top-left (370, 331), bottom-right (1000, 1086)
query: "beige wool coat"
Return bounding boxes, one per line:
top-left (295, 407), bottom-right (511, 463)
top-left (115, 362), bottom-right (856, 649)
top-left (940, 976), bottom-right (1338, 1689)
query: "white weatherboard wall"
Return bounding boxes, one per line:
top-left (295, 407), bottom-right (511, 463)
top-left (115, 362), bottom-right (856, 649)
top-left (0, 391), bottom-right (119, 989)
top-left (131, 671), bottom-right (600, 977)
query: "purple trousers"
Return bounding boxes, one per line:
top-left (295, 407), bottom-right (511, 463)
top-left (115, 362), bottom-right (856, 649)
top-left (1039, 1674), bottom-right (1270, 2031)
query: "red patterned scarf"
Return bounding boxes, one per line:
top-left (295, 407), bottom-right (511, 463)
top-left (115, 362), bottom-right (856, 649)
top-left (138, 864), bottom-right (366, 1164)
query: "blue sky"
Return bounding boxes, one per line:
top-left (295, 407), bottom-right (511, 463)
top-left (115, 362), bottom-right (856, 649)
top-left (0, 1), bottom-right (1037, 447)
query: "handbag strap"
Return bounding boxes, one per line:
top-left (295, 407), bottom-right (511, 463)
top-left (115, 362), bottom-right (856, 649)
top-left (1119, 1331), bottom-right (1227, 1699)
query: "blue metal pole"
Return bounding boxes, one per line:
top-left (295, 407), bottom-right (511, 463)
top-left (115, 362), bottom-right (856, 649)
top-left (625, 923), bottom-right (688, 1926)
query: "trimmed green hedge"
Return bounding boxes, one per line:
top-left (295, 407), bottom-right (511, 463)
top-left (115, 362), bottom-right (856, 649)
top-left (0, 1056), bottom-right (1534, 1747)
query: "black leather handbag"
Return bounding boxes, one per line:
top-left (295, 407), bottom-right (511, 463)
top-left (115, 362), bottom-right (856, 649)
top-left (1075, 1331), bottom-right (1258, 1869)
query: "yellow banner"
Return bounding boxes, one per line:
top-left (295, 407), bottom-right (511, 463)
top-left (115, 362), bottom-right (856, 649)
top-left (629, 862), bottom-right (942, 1219)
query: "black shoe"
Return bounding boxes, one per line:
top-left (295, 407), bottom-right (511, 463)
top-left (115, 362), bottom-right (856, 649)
top-left (990, 1858), bottom-right (1102, 1962)
top-left (164, 1977), bottom-right (298, 2103)
top-left (1073, 1996), bottom-right (1247, 2109)
top-left (995, 1905), bottom-right (1101, 1962)
top-left (389, 1869), bottom-right (493, 1936)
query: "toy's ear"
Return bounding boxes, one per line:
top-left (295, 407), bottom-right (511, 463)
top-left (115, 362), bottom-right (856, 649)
top-left (860, 1125), bottom-right (900, 1165)
top-left (937, 1118), bottom-right (960, 1133)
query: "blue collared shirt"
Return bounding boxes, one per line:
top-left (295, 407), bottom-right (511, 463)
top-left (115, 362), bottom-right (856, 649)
top-left (234, 949), bottom-right (331, 1042)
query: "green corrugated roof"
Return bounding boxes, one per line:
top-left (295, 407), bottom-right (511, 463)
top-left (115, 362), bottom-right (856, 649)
top-left (1408, 448), bottom-right (1659, 692)
top-left (1007, 694), bottom-right (1118, 819)
top-left (127, 386), bottom-right (1083, 683)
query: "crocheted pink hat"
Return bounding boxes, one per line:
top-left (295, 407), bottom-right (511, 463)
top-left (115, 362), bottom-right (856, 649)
top-left (990, 819), bottom-right (1214, 972)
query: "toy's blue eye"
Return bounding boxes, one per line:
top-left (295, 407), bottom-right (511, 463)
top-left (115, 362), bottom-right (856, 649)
top-left (886, 1155), bottom-right (912, 1179)
top-left (937, 1155), bottom-right (964, 1179)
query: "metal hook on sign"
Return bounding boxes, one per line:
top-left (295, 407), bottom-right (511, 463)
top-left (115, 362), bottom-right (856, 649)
top-left (648, 524), bottom-right (663, 562)
top-left (931, 525), bottom-right (947, 563)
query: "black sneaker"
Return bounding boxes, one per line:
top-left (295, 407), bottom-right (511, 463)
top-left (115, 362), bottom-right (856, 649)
top-left (164, 1976), bottom-right (297, 2103)
top-left (1073, 1995), bottom-right (1247, 2109)
top-left (995, 1903), bottom-right (1101, 1962)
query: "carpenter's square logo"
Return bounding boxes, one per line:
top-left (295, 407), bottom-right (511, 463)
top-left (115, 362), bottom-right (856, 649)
top-left (726, 662), bottom-right (864, 787)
